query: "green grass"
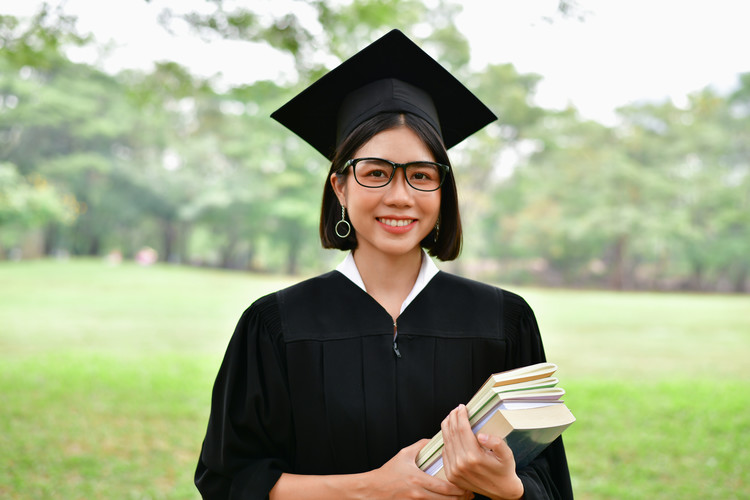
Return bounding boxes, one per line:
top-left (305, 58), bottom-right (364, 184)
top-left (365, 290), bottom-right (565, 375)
top-left (1, 258), bottom-right (748, 499)
top-left (1, 354), bottom-right (211, 499)
top-left (564, 380), bottom-right (749, 500)
top-left (0, 258), bottom-right (292, 358)
top-left (524, 287), bottom-right (750, 381)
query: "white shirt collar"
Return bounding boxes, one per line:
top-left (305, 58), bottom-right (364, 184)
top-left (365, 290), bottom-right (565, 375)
top-left (335, 250), bottom-right (440, 315)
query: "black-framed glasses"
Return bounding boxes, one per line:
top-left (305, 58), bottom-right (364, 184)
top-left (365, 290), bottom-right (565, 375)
top-left (339, 157), bottom-right (450, 192)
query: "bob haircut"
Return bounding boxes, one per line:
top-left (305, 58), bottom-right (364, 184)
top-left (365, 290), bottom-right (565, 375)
top-left (320, 112), bottom-right (462, 261)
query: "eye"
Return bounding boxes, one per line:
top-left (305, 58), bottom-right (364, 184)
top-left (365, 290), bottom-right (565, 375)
top-left (358, 160), bottom-right (389, 175)
top-left (407, 163), bottom-right (440, 182)
top-left (354, 159), bottom-right (393, 184)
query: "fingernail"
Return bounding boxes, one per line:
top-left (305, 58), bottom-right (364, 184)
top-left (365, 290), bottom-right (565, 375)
top-left (477, 433), bottom-right (488, 444)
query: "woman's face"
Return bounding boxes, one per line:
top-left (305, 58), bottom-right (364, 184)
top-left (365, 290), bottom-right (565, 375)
top-left (331, 125), bottom-right (441, 260)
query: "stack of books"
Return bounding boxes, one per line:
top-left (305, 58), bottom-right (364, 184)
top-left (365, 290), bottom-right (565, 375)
top-left (417, 362), bottom-right (575, 476)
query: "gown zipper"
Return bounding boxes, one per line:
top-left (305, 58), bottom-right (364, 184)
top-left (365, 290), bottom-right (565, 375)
top-left (392, 320), bottom-right (402, 358)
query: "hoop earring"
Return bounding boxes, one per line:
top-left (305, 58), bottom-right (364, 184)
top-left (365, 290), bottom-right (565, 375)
top-left (335, 206), bottom-right (351, 238)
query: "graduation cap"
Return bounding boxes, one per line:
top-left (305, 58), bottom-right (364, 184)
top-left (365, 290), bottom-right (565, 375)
top-left (271, 29), bottom-right (497, 160)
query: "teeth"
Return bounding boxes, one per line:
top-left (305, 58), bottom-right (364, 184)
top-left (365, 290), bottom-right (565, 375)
top-left (380, 218), bottom-right (414, 227)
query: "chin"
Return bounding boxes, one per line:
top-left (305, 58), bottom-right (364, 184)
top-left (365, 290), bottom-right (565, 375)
top-left (375, 241), bottom-right (424, 257)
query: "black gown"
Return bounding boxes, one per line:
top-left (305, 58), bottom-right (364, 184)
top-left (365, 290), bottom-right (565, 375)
top-left (195, 270), bottom-right (573, 499)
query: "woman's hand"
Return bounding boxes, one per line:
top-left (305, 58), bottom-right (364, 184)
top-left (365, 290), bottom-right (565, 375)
top-left (270, 439), bottom-right (473, 500)
top-left (440, 405), bottom-right (524, 500)
top-left (364, 439), bottom-right (474, 499)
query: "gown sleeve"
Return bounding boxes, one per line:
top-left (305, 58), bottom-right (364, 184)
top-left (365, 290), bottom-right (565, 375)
top-left (502, 291), bottom-right (574, 500)
top-left (195, 293), bottom-right (294, 500)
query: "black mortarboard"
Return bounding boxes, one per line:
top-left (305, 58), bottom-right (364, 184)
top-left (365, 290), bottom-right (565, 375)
top-left (271, 29), bottom-right (497, 160)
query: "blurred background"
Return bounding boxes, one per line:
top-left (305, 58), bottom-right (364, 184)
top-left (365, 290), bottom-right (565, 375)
top-left (2, 0), bottom-right (748, 290)
top-left (1, 1), bottom-right (748, 499)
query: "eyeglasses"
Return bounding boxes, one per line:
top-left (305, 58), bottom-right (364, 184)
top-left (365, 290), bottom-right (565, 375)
top-left (339, 157), bottom-right (450, 192)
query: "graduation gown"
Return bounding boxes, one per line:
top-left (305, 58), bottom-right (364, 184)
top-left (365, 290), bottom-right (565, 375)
top-left (195, 270), bottom-right (573, 499)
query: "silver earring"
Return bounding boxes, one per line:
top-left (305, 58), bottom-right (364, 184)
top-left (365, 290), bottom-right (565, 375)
top-left (335, 206), bottom-right (351, 238)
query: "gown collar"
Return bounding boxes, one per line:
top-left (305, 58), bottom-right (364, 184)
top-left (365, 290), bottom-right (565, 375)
top-left (335, 250), bottom-right (440, 315)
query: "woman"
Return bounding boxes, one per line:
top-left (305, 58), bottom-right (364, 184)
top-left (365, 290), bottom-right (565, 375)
top-left (195, 30), bottom-right (572, 500)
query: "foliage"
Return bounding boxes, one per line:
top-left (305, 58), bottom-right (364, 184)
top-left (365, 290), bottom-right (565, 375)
top-left (0, 162), bottom-right (78, 228)
top-left (0, 162), bottom-right (80, 257)
top-left (0, 2), bottom-right (747, 291)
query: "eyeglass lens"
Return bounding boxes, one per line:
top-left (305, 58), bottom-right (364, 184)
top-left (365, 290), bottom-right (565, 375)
top-left (353, 158), bottom-right (444, 191)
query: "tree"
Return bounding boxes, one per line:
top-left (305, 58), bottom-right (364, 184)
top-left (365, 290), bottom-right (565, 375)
top-left (3, 1), bottom-right (744, 291)
top-left (0, 10), bottom-right (123, 256)
top-left (617, 87), bottom-right (749, 291)
top-left (157, 0), bottom-right (477, 272)
top-left (0, 162), bottom-right (79, 257)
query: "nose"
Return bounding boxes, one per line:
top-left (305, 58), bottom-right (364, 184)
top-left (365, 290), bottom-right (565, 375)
top-left (383, 167), bottom-right (413, 205)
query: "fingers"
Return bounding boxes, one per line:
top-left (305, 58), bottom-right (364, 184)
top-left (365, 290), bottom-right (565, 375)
top-left (442, 404), bottom-right (480, 457)
top-left (441, 405), bottom-right (481, 484)
top-left (476, 432), bottom-right (513, 461)
top-left (423, 475), bottom-right (474, 498)
top-left (442, 406), bottom-right (513, 463)
top-left (444, 404), bottom-right (472, 434)
top-left (382, 440), bottom-right (473, 499)
top-left (440, 404), bottom-right (518, 492)
top-left (404, 438), bottom-right (432, 458)
top-left (434, 405), bottom-right (525, 500)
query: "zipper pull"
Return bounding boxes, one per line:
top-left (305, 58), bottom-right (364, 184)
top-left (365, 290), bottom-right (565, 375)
top-left (393, 321), bottom-right (401, 358)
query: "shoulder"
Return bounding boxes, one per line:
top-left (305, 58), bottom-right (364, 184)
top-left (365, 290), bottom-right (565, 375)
top-left (238, 271), bottom-right (345, 328)
top-left (431, 271), bottom-right (532, 309)
top-left (233, 291), bottom-right (283, 343)
top-left (276, 270), bottom-right (350, 305)
top-left (428, 271), bottom-right (538, 333)
top-left (432, 271), bottom-right (499, 294)
top-left (270, 271), bottom-right (382, 342)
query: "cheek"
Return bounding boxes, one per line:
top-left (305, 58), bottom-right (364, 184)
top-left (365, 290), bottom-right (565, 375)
top-left (427, 194), bottom-right (441, 220)
top-left (345, 186), bottom-right (380, 218)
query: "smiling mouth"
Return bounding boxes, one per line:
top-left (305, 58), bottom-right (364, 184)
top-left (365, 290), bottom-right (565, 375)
top-left (378, 218), bottom-right (415, 227)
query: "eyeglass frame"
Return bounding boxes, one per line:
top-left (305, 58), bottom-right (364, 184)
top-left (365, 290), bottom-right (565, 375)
top-left (337, 157), bottom-right (451, 192)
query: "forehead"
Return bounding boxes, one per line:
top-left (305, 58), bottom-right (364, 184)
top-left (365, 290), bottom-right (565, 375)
top-left (354, 126), bottom-right (435, 161)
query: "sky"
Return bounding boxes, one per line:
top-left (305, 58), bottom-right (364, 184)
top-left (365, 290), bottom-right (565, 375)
top-left (4, 0), bottom-right (749, 125)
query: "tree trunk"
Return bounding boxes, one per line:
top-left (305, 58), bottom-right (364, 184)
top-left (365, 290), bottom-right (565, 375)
top-left (161, 219), bottom-right (177, 262)
top-left (286, 233), bottom-right (301, 275)
top-left (608, 235), bottom-right (628, 290)
top-left (220, 235), bottom-right (239, 269)
top-left (43, 223), bottom-right (59, 256)
top-left (732, 263), bottom-right (749, 293)
top-left (87, 234), bottom-right (100, 256)
top-left (688, 261), bottom-right (704, 291)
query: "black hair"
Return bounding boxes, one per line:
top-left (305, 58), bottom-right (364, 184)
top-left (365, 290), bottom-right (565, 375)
top-left (319, 112), bottom-right (462, 261)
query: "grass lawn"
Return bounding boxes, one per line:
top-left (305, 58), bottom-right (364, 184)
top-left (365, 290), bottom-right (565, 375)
top-left (1, 258), bottom-right (748, 499)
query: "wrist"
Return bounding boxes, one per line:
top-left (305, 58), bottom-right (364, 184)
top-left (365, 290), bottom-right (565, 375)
top-left (347, 470), bottom-right (376, 500)
top-left (488, 475), bottom-right (524, 500)
top-left (271, 472), bottom-right (374, 500)
top-left (506, 476), bottom-right (525, 500)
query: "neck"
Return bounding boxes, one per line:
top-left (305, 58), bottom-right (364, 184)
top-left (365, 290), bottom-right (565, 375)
top-left (352, 247), bottom-right (423, 320)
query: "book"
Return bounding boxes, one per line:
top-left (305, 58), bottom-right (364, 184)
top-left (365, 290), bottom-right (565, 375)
top-left (416, 362), bottom-right (575, 475)
top-left (416, 362), bottom-right (559, 469)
